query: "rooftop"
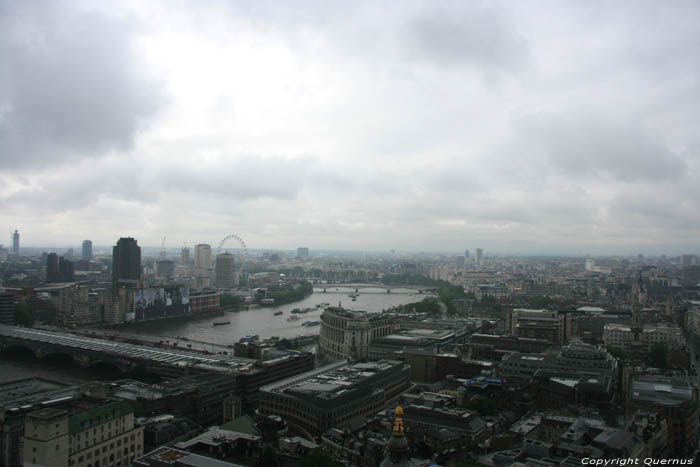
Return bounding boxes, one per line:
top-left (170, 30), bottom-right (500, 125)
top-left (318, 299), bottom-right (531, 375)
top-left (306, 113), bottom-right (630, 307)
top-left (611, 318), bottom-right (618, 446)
top-left (0, 378), bottom-right (74, 407)
top-left (136, 446), bottom-right (245, 467)
top-left (261, 359), bottom-right (404, 400)
top-left (632, 376), bottom-right (694, 406)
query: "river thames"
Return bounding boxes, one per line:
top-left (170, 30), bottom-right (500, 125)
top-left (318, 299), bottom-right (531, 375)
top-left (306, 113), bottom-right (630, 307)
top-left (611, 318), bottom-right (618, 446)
top-left (105, 288), bottom-right (429, 346)
top-left (0, 288), bottom-right (428, 383)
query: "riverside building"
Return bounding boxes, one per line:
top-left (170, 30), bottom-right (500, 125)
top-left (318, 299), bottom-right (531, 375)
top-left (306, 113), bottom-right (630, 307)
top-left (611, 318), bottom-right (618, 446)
top-left (318, 307), bottom-right (399, 362)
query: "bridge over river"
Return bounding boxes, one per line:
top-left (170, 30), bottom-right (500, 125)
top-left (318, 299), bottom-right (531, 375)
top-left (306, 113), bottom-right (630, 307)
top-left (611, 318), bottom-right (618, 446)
top-left (314, 283), bottom-right (438, 294)
top-left (0, 324), bottom-right (256, 378)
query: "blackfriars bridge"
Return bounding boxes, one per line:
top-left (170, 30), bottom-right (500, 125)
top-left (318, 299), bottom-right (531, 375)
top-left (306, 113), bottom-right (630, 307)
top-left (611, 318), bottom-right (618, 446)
top-left (313, 283), bottom-right (438, 294)
top-left (0, 324), bottom-right (255, 378)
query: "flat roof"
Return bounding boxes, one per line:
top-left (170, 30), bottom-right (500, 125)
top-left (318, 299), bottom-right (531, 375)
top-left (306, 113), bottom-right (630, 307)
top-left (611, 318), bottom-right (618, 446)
top-left (632, 376), bottom-right (693, 406)
top-left (0, 378), bottom-right (71, 405)
top-left (261, 359), bottom-right (404, 399)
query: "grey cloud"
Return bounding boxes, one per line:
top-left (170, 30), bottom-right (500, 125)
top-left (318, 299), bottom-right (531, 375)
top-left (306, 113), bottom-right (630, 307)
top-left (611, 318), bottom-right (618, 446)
top-left (403, 4), bottom-right (529, 73)
top-left (0, 153), bottom-right (320, 215)
top-left (162, 154), bottom-right (316, 201)
top-left (0, 2), bottom-right (165, 168)
top-left (514, 111), bottom-right (687, 182)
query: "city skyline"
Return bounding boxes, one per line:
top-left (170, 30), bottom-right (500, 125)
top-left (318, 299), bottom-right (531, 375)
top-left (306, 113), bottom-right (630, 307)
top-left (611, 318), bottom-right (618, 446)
top-left (2, 1), bottom-right (699, 254)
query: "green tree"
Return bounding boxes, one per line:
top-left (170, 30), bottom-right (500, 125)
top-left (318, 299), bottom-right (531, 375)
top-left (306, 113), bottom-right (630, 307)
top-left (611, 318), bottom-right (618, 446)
top-left (607, 346), bottom-right (627, 360)
top-left (220, 294), bottom-right (243, 308)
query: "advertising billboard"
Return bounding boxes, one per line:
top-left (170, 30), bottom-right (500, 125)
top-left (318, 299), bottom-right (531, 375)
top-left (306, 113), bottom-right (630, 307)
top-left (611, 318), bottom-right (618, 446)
top-left (134, 287), bottom-right (190, 321)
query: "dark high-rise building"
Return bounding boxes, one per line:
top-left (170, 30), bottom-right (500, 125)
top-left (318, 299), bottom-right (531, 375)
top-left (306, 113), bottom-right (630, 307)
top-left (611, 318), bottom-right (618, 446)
top-left (82, 240), bottom-right (93, 261)
top-left (465, 249), bottom-right (470, 258)
top-left (215, 253), bottom-right (235, 288)
top-left (47, 253), bottom-right (74, 282)
top-left (59, 257), bottom-right (75, 282)
top-left (0, 293), bottom-right (14, 325)
top-left (12, 230), bottom-right (19, 255)
top-left (112, 237), bottom-right (142, 284)
top-left (47, 253), bottom-right (60, 283)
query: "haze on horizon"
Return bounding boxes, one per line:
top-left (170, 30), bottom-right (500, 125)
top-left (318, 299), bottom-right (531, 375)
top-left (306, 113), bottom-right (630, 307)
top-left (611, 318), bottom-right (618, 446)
top-left (1, 0), bottom-right (699, 256)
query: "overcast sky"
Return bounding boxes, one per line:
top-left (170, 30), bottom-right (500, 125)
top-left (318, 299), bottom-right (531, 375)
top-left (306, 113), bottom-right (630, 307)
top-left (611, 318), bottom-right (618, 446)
top-left (1, 0), bottom-right (699, 255)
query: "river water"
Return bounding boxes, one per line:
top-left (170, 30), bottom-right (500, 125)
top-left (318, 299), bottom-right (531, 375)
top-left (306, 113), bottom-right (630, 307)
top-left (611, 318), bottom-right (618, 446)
top-left (108, 288), bottom-right (428, 346)
top-left (0, 289), bottom-right (427, 383)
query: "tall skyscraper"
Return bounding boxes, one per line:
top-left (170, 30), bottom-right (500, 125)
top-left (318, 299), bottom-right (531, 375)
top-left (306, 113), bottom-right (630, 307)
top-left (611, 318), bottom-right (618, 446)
top-left (47, 253), bottom-right (75, 283)
top-left (194, 244), bottom-right (212, 269)
top-left (475, 248), bottom-right (483, 266)
top-left (82, 240), bottom-right (93, 261)
top-left (12, 230), bottom-right (19, 255)
top-left (465, 249), bottom-right (470, 258)
top-left (46, 253), bottom-right (60, 283)
top-left (59, 257), bottom-right (75, 282)
top-left (215, 252), bottom-right (235, 288)
top-left (181, 246), bottom-right (190, 265)
top-left (297, 247), bottom-right (310, 260)
top-left (112, 237), bottom-right (141, 284)
top-left (0, 293), bottom-right (14, 325)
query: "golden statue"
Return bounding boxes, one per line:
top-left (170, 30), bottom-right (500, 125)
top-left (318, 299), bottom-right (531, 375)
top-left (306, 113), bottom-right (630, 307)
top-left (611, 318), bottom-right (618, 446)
top-left (393, 406), bottom-right (405, 436)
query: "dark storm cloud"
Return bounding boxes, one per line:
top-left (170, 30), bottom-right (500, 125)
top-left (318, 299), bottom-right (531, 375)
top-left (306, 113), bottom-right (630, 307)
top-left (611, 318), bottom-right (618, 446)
top-left (404, 3), bottom-right (529, 73)
top-left (0, 2), bottom-right (165, 168)
top-left (515, 111), bottom-right (687, 182)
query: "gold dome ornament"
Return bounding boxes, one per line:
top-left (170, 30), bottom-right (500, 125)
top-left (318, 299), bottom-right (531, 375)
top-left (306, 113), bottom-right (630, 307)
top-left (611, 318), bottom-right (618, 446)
top-left (393, 406), bottom-right (405, 436)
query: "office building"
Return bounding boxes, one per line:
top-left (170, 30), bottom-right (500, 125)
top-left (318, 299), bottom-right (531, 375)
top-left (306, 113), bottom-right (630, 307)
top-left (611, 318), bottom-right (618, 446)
top-left (297, 247), bottom-right (309, 260)
top-left (47, 253), bottom-right (60, 283)
top-left (461, 333), bottom-right (552, 361)
top-left (319, 307), bottom-right (399, 362)
top-left (465, 249), bottom-right (469, 258)
top-left (498, 341), bottom-right (618, 381)
top-left (23, 399), bottom-right (144, 467)
top-left (112, 237), bottom-right (141, 283)
top-left (155, 260), bottom-right (175, 277)
top-left (602, 323), bottom-right (684, 353)
top-left (0, 292), bottom-right (14, 325)
top-left (194, 244), bottom-right (212, 269)
top-left (181, 246), bottom-right (190, 265)
top-left (215, 252), bottom-right (235, 289)
top-left (258, 360), bottom-right (411, 437)
top-left (368, 328), bottom-right (456, 361)
top-left (474, 248), bottom-right (483, 266)
top-left (11, 230), bottom-right (19, 255)
top-left (81, 240), bottom-right (92, 261)
top-left (506, 308), bottom-right (570, 344)
top-left (59, 256), bottom-right (75, 282)
top-left (47, 254), bottom-right (75, 283)
top-left (189, 291), bottom-right (221, 315)
top-left (631, 376), bottom-right (698, 455)
top-left (1, 378), bottom-right (82, 467)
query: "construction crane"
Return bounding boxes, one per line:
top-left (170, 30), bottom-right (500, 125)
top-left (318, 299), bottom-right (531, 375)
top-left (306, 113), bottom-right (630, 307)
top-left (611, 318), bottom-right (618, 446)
top-left (159, 236), bottom-right (167, 259)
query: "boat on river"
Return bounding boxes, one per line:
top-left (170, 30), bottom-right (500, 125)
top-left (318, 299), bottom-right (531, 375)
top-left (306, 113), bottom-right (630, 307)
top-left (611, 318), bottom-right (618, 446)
top-left (213, 321), bottom-right (230, 326)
